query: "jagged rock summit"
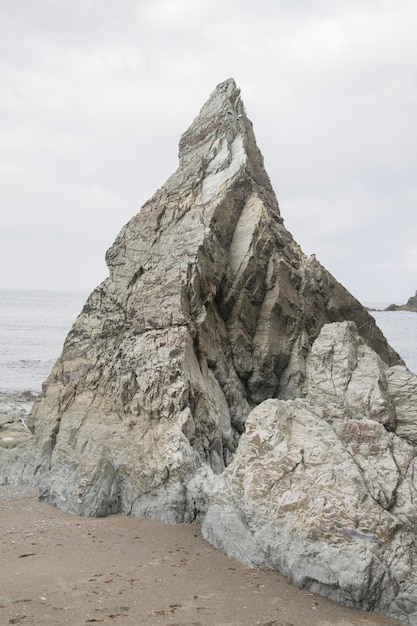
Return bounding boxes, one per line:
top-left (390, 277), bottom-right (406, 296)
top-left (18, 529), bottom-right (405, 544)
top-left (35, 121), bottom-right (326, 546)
top-left (2, 79), bottom-right (417, 624)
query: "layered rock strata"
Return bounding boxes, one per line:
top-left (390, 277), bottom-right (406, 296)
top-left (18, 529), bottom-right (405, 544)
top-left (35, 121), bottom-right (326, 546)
top-left (2, 79), bottom-right (417, 624)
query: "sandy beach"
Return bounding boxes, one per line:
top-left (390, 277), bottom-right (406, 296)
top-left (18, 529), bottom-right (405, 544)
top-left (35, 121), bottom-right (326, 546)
top-left (0, 486), bottom-right (403, 626)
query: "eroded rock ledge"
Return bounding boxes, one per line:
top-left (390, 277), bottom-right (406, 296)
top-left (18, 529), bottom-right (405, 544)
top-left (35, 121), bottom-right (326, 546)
top-left (2, 79), bottom-right (417, 624)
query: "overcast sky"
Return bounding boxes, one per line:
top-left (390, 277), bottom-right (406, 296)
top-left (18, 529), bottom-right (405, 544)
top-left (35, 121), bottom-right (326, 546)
top-left (1, 0), bottom-right (416, 303)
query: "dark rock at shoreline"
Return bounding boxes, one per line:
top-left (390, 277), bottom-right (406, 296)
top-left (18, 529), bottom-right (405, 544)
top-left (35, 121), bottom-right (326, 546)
top-left (385, 290), bottom-right (417, 312)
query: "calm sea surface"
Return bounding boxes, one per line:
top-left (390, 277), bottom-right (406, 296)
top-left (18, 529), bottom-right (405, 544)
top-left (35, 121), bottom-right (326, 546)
top-left (0, 289), bottom-right (88, 396)
top-left (0, 291), bottom-right (416, 415)
top-left (368, 305), bottom-right (417, 374)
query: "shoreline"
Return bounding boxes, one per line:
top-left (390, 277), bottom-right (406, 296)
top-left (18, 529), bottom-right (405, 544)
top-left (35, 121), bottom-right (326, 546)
top-left (0, 391), bottom-right (36, 449)
top-left (0, 486), bottom-right (403, 626)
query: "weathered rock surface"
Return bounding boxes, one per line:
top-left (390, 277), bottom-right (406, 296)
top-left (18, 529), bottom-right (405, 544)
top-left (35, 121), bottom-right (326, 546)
top-left (202, 322), bottom-right (417, 624)
top-left (0, 421), bottom-right (32, 449)
top-left (0, 392), bottom-right (36, 449)
top-left (2, 79), bottom-right (417, 623)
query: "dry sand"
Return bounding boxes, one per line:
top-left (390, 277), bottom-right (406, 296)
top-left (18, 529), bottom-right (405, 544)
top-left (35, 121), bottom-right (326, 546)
top-left (0, 486), bottom-right (403, 626)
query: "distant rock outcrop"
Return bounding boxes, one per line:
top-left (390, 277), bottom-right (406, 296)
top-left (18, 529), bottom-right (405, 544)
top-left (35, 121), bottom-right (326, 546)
top-left (3, 79), bottom-right (417, 624)
top-left (385, 290), bottom-right (417, 311)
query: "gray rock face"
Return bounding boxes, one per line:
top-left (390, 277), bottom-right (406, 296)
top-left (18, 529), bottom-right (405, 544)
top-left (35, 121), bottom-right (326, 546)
top-left (202, 322), bottom-right (417, 624)
top-left (0, 392), bottom-right (35, 449)
top-left (2, 78), bottom-right (417, 623)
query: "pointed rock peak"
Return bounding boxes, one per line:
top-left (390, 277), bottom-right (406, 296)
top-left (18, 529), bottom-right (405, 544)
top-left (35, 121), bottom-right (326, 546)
top-left (178, 78), bottom-right (246, 169)
top-left (176, 78), bottom-right (273, 209)
top-left (199, 77), bottom-right (241, 114)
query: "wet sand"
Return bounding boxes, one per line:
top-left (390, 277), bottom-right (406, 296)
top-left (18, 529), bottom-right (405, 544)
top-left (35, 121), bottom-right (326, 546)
top-left (0, 486), bottom-right (403, 626)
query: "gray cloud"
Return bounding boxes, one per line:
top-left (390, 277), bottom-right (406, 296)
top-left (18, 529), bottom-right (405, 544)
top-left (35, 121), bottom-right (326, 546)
top-left (1, 0), bottom-right (416, 302)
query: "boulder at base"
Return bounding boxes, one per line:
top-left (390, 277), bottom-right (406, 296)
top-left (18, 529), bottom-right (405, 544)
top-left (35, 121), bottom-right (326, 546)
top-left (2, 79), bottom-right (417, 624)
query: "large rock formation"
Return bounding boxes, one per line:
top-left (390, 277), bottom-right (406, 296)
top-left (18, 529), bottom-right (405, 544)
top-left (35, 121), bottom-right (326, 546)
top-left (2, 79), bottom-right (417, 624)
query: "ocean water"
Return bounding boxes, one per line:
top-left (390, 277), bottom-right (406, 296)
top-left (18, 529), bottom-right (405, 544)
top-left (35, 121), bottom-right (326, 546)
top-left (0, 290), bottom-right (416, 418)
top-left (0, 289), bottom-right (88, 418)
top-left (367, 305), bottom-right (417, 375)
